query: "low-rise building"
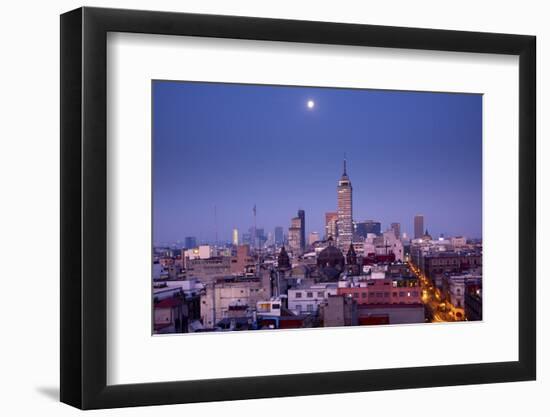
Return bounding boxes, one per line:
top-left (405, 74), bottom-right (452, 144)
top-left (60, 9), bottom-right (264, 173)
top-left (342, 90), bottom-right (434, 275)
top-left (422, 251), bottom-right (482, 287)
top-left (153, 279), bottom-right (203, 333)
top-left (287, 283), bottom-right (338, 315)
top-left (184, 244), bottom-right (213, 261)
top-left (441, 273), bottom-right (482, 310)
top-left (256, 299), bottom-right (283, 317)
top-left (465, 289), bottom-right (483, 321)
top-left (451, 236), bottom-right (467, 248)
top-left (337, 277), bottom-right (421, 305)
top-left (357, 303), bottom-right (425, 325)
top-left (186, 256), bottom-right (231, 283)
top-left (320, 294), bottom-right (358, 327)
top-left (230, 244), bottom-right (255, 275)
top-left (200, 276), bottom-right (269, 329)
top-left (154, 297), bottom-right (187, 334)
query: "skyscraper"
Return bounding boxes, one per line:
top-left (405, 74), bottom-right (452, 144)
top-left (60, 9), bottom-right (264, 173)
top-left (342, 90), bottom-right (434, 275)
top-left (337, 159), bottom-right (353, 250)
top-left (274, 226), bottom-right (284, 245)
top-left (232, 228), bottom-right (239, 246)
top-left (325, 212), bottom-right (338, 240)
top-left (288, 214), bottom-right (303, 254)
top-left (298, 209), bottom-right (305, 252)
top-left (414, 215), bottom-right (424, 239)
top-left (391, 222), bottom-right (401, 239)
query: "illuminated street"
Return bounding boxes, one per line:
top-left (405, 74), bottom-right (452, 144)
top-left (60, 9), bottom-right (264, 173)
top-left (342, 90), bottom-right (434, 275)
top-left (408, 261), bottom-right (465, 323)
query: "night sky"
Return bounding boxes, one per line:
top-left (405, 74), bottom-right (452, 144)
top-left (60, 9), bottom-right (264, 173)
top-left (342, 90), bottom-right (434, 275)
top-left (153, 80), bottom-right (482, 245)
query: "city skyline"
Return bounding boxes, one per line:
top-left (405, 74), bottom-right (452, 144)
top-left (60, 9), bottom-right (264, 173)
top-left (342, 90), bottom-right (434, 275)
top-left (153, 81), bottom-right (482, 244)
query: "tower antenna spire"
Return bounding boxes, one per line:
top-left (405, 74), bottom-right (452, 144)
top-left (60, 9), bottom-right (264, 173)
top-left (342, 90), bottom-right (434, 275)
top-left (343, 153), bottom-right (347, 175)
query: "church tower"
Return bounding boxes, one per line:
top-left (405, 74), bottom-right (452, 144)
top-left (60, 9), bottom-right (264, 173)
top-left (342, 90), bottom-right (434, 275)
top-left (346, 243), bottom-right (360, 276)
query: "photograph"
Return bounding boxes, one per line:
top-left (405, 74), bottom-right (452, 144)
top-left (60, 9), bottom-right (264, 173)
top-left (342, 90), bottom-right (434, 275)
top-left (152, 80), bottom-right (483, 334)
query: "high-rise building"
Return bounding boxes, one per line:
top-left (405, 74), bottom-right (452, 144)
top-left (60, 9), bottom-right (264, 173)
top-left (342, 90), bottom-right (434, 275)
top-left (248, 227), bottom-right (256, 248)
top-left (298, 209), bottom-right (306, 252)
top-left (274, 226), bottom-right (284, 245)
top-left (266, 231), bottom-right (274, 246)
top-left (325, 212), bottom-right (338, 240)
top-left (308, 231), bottom-right (320, 246)
top-left (184, 236), bottom-right (197, 249)
top-left (256, 228), bottom-right (265, 247)
top-left (355, 220), bottom-right (381, 238)
top-left (248, 226), bottom-right (266, 249)
top-left (391, 222), bottom-right (401, 239)
top-left (414, 215), bottom-right (424, 239)
top-left (336, 159), bottom-right (353, 250)
top-left (232, 228), bottom-right (239, 246)
top-left (288, 212), bottom-right (304, 254)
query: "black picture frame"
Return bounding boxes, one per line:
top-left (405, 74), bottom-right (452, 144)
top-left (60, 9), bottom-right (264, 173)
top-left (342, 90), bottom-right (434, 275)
top-left (60, 6), bottom-right (536, 410)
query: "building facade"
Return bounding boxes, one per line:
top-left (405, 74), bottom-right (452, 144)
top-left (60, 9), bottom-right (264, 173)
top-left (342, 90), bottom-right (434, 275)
top-left (391, 222), bottom-right (401, 239)
top-left (287, 283), bottom-right (338, 315)
top-left (298, 209), bottom-right (306, 252)
top-left (308, 231), bottom-right (320, 246)
top-left (465, 289), bottom-right (483, 321)
top-left (422, 252), bottom-right (482, 287)
top-left (229, 244), bottom-right (254, 275)
top-left (288, 214), bottom-right (303, 254)
top-left (325, 212), bottom-right (338, 240)
top-left (355, 220), bottom-right (381, 238)
top-left (274, 226), bottom-right (284, 245)
top-left (186, 256), bottom-right (231, 283)
top-left (414, 215), bottom-right (424, 239)
top-left (337, 277), bottom-right (421, 305)
top-left (184, 236), bottom-right (197, 249)
top-left (320, 295), bottom-right (358, 327)
top-left (200, 277), bottom-right (269, 328)
top-left (337, 160), bottom-right (353, 250)
top-left (357, 304), bottom-right (425, 325)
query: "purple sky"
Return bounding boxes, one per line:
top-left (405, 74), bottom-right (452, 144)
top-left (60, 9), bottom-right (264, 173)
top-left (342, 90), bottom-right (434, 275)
top-left (153, 81), bottom-right (482, 245)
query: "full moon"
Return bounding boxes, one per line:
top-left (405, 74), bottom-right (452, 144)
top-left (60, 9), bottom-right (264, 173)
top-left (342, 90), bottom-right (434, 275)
top-left (307, 100), bottom-right (315, 109)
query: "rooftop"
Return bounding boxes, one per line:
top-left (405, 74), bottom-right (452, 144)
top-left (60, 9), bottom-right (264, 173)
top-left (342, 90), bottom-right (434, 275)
top-left (155, 298), bottom-right (183, 309)
top-left (214, 276), bottom-right (260, 284)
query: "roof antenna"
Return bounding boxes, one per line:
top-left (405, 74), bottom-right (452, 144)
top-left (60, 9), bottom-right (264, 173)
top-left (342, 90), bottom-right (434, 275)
top-left (343, 153), bottom-right (347, 175)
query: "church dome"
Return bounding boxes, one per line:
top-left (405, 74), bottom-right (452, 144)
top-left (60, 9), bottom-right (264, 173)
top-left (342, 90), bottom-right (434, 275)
top-left (317, 238), bottom-right (345, 269)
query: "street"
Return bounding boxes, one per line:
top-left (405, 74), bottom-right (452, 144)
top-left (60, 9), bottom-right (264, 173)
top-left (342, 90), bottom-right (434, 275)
top-left (408, 261), bottom-right (465, 323)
